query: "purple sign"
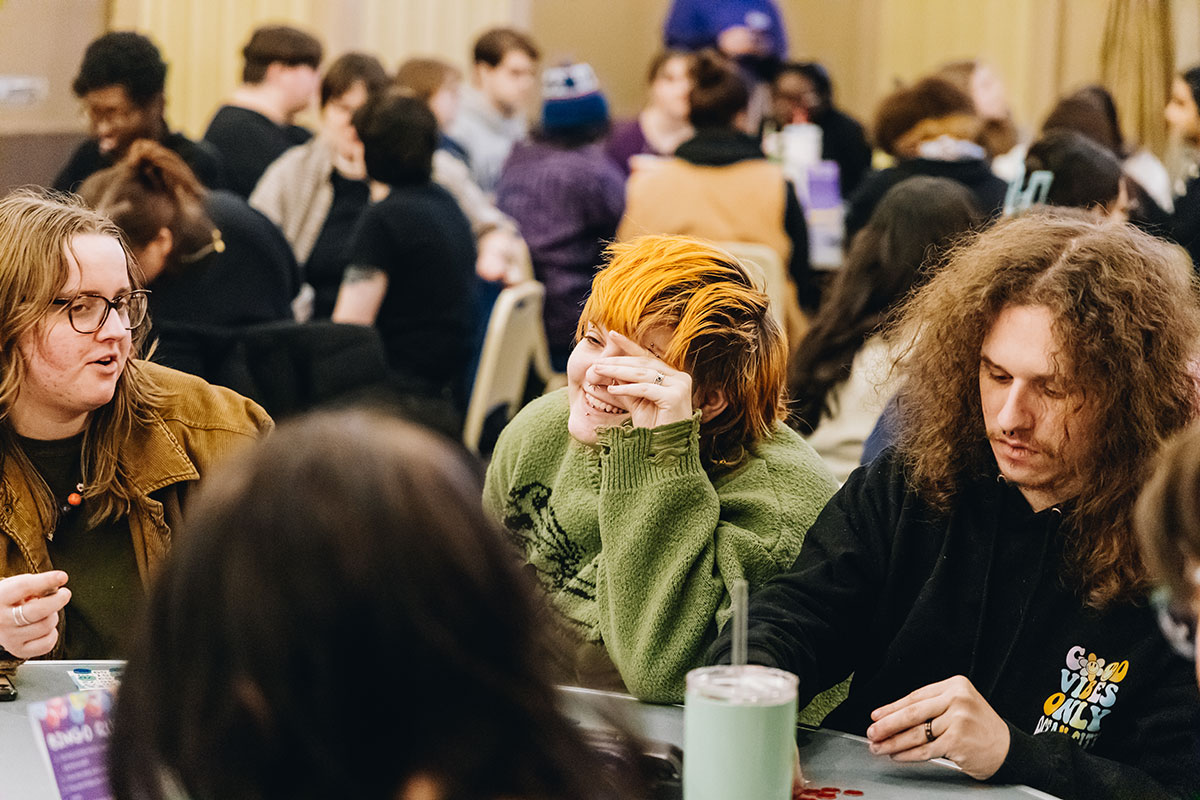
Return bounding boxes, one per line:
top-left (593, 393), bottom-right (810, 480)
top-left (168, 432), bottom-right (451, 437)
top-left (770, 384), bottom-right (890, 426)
top-left (27, 690), bottom-right (115, 800)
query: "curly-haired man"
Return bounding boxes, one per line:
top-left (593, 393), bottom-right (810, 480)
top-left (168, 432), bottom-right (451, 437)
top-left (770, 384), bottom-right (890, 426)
top-left (710, 210), bottom-right (1200, 799)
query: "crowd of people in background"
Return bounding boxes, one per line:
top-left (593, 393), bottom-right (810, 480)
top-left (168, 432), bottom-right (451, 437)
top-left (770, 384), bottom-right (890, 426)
top-left (5, 3), bottom-right (1200, 798)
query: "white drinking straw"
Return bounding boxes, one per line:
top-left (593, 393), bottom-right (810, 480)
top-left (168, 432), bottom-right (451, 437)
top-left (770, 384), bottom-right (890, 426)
top-left (731, 578), bottom-right (748, 667)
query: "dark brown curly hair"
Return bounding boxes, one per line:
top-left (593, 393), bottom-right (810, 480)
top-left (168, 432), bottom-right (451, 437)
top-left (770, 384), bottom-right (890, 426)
top-left (890, 210), bottom-right (1200, 609)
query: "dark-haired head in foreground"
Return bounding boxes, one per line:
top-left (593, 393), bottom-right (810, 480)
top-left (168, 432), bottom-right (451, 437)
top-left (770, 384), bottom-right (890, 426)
top-left (108, 410), bottom-right (632, 800)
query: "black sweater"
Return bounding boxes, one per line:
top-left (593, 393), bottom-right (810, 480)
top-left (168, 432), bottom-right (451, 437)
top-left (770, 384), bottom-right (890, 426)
top-left (708, 449), bottom-right (1200, 800)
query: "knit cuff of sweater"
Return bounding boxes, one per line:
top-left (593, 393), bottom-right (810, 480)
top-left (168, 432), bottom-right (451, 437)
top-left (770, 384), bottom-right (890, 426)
top-left (595, 411), bottom-right (704, 491)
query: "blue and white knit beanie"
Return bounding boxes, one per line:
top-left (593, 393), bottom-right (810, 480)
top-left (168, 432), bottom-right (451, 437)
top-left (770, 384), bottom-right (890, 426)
top-left (541, 62), bottom-right (609, 132)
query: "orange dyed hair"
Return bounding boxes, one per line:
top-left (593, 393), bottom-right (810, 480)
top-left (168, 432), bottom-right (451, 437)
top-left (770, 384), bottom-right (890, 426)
top-left (577, 235), bottom-right (787, 468)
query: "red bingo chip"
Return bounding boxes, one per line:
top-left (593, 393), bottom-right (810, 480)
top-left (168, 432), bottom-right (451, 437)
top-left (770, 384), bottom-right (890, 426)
top-left (844, 792), bottom-right (864, 797)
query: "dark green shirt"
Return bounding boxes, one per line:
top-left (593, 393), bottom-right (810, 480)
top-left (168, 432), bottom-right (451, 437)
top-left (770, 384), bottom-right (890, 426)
top-left (17, 434), bottom-right (143, 659)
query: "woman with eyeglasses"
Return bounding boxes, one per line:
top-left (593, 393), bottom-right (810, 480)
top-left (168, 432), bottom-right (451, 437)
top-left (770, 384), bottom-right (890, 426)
top-left (1136, 422), bottom-right (1200, 679)
top-left (0, 189), bottom-right (271, 665)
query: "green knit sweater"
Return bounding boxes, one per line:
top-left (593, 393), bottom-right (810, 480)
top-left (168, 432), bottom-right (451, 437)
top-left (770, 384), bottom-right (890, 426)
top-left (484, 389), bottom-right (839, 704)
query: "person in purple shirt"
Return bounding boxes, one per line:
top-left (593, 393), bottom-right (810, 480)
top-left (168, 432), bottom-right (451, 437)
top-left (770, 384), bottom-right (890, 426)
top-left (664, 0), bottom-right (787, 61)
top-left (605, 50), bottom-right (695, 176)
top-left (496, 63), bottom-right (625, 370)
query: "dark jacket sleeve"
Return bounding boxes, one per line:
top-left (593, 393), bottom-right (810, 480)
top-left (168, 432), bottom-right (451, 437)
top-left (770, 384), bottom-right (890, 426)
top-left (1170, 175), bottom-right (1200, 273)
top-left (705, 450), bottom-right (899, 705)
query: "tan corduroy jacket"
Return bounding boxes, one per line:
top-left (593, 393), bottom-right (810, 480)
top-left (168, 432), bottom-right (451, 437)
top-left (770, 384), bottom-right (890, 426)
top-left (0, 361), bottom-right (272, 667)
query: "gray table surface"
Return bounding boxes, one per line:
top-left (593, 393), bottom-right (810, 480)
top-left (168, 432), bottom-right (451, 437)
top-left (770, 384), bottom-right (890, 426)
top-left (2, 663), bottom-right (1061, 800)
top-left (0, 660), bottom-right (123, 800)
top-left (558, 686), bottom-right (1063, 800)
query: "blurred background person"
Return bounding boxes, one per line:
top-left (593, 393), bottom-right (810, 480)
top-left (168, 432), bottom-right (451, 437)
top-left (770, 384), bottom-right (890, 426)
top-left (332, 92), bottom-right (476, 416)
top-left (765, 60), bottom-right (872, 197)
top-left (396, 57), bottom-right (526, 287)
top-left (1135, 422), bottom-right (1200, 679)
top-left (847, 76), bottom-right (1006, 241)
top-left (604, 49), bottom-right (695, 176)
top-left (1041, 85), bottom-right (1172, 221)
top-left (55, 31), bottom-right (224, 193)
top-left (79, 141), bottom-right (297, 335)
top-left (202, 25), bottom-right (323, 198)
top-left (250, 53), bottom-right (390, 321)
top-left (108, 410), bottom-right (634, 800)
top-left (1167, 65), bottom-right (1200, 271)
top-left (449, 27), bottom-right (540, 194)
top-left (619, 49), bottom-right (816, 320)
top-left (1022, 130), bottom-right (1136, 222)
top-left (789, 176), bottom-right (979, 482)
top-left (496, 62), bottom-right (625, 369)
top-left (935, 59), bottom-right (1022, 180)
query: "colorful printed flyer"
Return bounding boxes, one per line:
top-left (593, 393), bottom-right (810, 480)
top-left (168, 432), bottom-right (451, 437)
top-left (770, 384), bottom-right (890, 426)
top-left (26, 690), bottom-right (115, 800)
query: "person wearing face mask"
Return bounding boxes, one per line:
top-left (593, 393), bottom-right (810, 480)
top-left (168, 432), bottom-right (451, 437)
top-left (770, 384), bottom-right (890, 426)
top-left (604, 50), bottom-right (695, 175)
top-left (54, 31), bottom-right (225, 193)
top-left (202, 25), bottom-right (323, 198)
top-left (483, 235), bottom-right (839, 707)
top-left (0, 190), bottom-right (271, 668)
top-left (250, 53), bottom-right (391, 320)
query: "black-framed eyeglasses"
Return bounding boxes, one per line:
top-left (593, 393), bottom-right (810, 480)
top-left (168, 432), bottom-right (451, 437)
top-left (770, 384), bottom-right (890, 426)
top-left (50, 290), bottom-right (151, 334)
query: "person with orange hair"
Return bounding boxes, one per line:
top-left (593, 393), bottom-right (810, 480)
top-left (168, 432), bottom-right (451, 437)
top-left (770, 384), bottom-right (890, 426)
top-left (484, 234), bottom-right (838, 705)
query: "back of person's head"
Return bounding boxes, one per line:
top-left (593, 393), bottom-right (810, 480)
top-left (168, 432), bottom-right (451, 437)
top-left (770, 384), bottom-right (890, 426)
top-left (353, 90), bottom-right (438, 186)
top-left (107, 410), bottom-right (628, 800)
top-left (538, 62), bottom-right (610, 146)
top-left (578, 235), bottom-right (786, 469)
top-left (472, 26), bottom-right (540, 67)
top-left (77, 140), bottom-right (214, 279)
top-left (688, 49), bottom-right (750, 129)
top-left (241, 24), bottom-right (323, 84)
top-left (788, 176), bottom-right (980, 433)
top-left (319, 51), bottom-right (388, 108)
top-left (873, 76), bottom-right (978, 158)
top-left (0, 189), bottom-right (157, 526)
top-left (891, 210), bottom-right (1200, 609)
top-left (72, 31), bottom-right (166, 105)
top-left (1024, 129), bottom-right (1123, 212)
top-left (394, 57), bottom-right (460, 102)
top-left (1136, 422), bottom-right (1200, 618)
top-left (1042, 85), bottom-right (1126, 155)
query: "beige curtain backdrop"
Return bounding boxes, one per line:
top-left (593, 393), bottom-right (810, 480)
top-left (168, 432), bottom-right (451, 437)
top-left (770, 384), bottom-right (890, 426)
top-left (1101, 0), bottom-right (1174, 155)
top-left (110, 0), bottom-right (518, 138)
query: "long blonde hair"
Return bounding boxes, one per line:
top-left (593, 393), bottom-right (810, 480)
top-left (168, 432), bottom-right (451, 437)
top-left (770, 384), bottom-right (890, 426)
top-left (0, 189), bottom-right (163, 530)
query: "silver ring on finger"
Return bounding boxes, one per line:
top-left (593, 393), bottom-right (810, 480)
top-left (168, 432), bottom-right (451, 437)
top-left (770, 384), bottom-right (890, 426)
top-left (13, 604), bottom-right (31, 627)
top-left (924, 718), bottom-right (936, 743)
top-left (653, 371), bottom-right (664, 385)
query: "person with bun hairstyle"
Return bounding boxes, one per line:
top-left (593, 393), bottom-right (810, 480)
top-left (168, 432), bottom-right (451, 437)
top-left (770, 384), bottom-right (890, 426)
top-left (78, 141), bottom-right (297, 331)
top-left (618, 49), bottom-right (816, 317)
top-left (0, 190), bottom-right (270, 666)
top-left (484, 235), bottom-right (839, 706)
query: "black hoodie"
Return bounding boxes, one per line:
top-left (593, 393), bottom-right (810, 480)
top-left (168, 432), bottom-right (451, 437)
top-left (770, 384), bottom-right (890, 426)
top-left (708, 448), bottom-right (1200, 800)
